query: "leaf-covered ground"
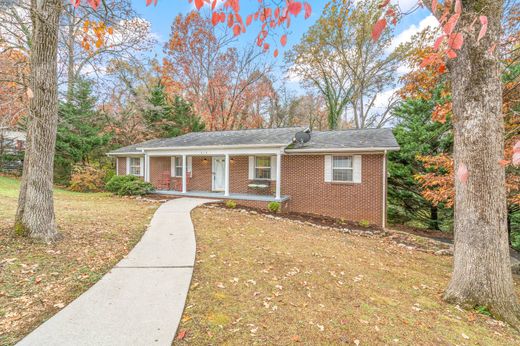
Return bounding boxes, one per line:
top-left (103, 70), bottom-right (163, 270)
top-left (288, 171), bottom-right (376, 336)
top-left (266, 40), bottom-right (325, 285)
top-left (176, 206), bottom-right (520, 345)
top-left (0, 176), bottom-right (159, 345)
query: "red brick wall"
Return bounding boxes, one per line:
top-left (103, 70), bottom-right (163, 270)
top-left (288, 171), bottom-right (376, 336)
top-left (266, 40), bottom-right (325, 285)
top-left (144, 153), bottom-right (385, 226)
top-left (281, 154), bottom-right (384, 226)
top-left (117, 157), bottom-right (126, 175)
top-left (150, 157), bottom-right (171, 190)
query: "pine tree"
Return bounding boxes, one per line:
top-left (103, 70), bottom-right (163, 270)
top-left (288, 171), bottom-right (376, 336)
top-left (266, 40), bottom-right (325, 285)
top-left (55, 79), bottom-right (111, 183)
top-left (388, 90), bottom-right (453, 230)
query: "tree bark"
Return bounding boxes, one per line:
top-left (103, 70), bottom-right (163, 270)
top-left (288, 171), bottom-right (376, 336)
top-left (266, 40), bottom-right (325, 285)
top-left (15, 0), bottom-right (62, 242)
top-left (444, 0), bottom-right (520, 327)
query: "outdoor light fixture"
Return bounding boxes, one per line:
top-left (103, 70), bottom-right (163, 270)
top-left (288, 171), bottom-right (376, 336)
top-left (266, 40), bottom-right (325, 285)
top-left (203, 158), bottom-right (208, 163)
top-left (230, 158), bottom-right (235, 163)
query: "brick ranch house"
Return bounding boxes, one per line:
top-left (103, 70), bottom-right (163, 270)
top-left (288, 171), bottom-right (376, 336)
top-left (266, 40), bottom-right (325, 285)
top-left (108, 127), bottom-right (399, 227)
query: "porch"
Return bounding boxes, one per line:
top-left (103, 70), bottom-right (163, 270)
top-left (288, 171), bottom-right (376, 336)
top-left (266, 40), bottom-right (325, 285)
top-left (144, 148), bottom-right (285, 202)
top-left (154, 190), bottom-right (290, 202)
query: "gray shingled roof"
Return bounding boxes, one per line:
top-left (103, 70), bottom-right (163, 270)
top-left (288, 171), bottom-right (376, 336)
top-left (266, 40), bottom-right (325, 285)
top-left (288, 128), bottom-right (399, 150)
top-left (108, 127), bottom-right (398, 154)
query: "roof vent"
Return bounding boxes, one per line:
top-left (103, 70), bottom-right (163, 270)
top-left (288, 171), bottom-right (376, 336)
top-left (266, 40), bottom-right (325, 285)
top-left (293, 128), bottom-right (311, 146)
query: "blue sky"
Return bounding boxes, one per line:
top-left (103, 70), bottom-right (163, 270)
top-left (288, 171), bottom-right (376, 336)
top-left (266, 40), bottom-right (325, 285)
top-left (130, 0), bottom-right (436, 94)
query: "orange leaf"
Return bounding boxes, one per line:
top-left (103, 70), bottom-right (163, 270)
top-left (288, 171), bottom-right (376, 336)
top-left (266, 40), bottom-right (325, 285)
top-left (378, 0), bottom-right (390, 8)
top-left (372, 18), bottom-right (387, 42)
top-left (194, 0), bottom-right (204, 11)
top-left (448, 33), bottom-right (463, 50)
top-left (304, 2), bottom-right (312, 19)
top-left (176, 330), bottom-right (187, 340)
top-left (274, 49), bottom-right (279, 57)
top-left (477, 16), bottom-right (487, 42)
top-left (457, 164), bottom-right (469, 184)
top-left (280, 34), bottom-right (287, 46)
top-left (288, 2), bottom-right (302, 16)
top-left (233, 24), bottom-right (241, 36)
top-left (211, 12), bottom-right (220, 26)
top-left (246, 14), bottom-right (253, 26)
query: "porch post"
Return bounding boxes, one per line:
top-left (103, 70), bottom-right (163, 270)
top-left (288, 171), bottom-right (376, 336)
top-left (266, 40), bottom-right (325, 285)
top-left (144, 154), bottom-right (150, 182)
top-left (182, 154), bottom-right (187, 193)
top-left (275, 152), bottom-right (281, 201)
top-left (224, 154), bottom-right (230, 197)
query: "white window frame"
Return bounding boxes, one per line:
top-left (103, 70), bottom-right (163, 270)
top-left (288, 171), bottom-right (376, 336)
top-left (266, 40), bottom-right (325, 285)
top-left (332, 156), bottom-right (354, 182)
top-left (254, 156), bottom-right (272, 180)
top-left (172, 156), bottom-right (183, 177)
top-left (128, 157), bottom-right (142, 176)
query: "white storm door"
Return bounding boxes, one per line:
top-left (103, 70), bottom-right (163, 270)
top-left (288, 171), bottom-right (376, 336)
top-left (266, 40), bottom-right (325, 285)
top-left (212, 156), bottom-right (226, 191)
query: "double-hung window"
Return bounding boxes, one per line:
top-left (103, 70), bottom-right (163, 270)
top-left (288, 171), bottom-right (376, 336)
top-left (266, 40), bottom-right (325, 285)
top-left (173, 156), bottom-right (183, 177)
top-left (255, 156), bottom-right (271, 180)
top-left (129, 157), bottom-right (141, 176)
top-left (332, 156), bottom-right (353, 182)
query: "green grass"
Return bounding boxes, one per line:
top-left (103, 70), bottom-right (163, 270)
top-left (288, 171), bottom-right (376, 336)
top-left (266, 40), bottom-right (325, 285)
top-left (0, 176), bottom-right (159, 345)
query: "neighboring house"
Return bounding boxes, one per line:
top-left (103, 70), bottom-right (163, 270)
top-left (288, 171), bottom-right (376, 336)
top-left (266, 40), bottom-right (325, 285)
top-left (108, 127), bottom-right (399, 227)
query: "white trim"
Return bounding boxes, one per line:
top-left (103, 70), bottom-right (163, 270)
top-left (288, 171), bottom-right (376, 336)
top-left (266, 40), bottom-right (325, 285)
top-left (253, 155), bottom-right (272, 181)
top-left (187, 156), bottom-right (193, 178)
top-left (182, 155), bottom-right (187, 193)
top-left (126, 157), bottom-right (130, 175)
top-left (275, 153), bottom-right (281, 201)
top-left (107, 152), bottom-right (145, 156)
top-left (353, 155), bottom-right (362, 183)
top-left (248, 156), bottom-right (255, 180)
top-left (116, 157), bottom-right (119, 176)
top-left (145, 147), bottom-right (285, 157)
top-left (285, 147), bottom-right (400, 153)
top-left (324, 155), bottom-right (332, 182)
top-left (224, 154), bottom-right (230, 197)
top-left (270, 156), bottom-right (277, 181)
top-left (144, 155), bottom-right (150, 182)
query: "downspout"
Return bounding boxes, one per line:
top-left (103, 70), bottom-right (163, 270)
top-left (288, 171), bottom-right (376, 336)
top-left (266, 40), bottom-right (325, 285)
top-left (382, 150), bottom-right (387, 228)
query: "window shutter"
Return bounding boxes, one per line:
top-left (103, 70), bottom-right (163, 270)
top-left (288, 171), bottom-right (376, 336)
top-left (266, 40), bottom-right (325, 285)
top-left (187, 156), bottom-right (192, 177)
top-left (170, 157), bottom-right (175, 177)
top-left (270, 156), bottom-right (277, 181)
top-left (126, 157), bottom-right (130, 175)
top-left (324, 155), bottom-right (332, 182)
top-left (248, 156), bottom-right (255, 180)
top-left (139, 157), bottom-right (144, 177)
top-left (353, 155), bottom-right (362, 183)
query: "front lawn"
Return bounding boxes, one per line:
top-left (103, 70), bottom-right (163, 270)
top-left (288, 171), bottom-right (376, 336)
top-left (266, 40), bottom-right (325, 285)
top-left (176, 206), bottom-right (520, 345)
top-left (0, 176), bottom-right (159, 345)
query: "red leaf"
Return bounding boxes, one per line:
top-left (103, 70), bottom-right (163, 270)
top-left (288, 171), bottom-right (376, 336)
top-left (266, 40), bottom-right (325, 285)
top-left (246, 14), bottom-right (253, 26)
top-left (227, 13), bottom-right (234, 28)
top-left (211, 12), bottom-right (220, 26)
top-left (233, 24), bottom-right (241, 36)
top-left (438, 64), bottom-right (446, 73)
top-left (443, 14), bottom-right (460, 35)
top-left (446, 49), bottom-right (457, 59)
top-left (477, 16), bottom-right (488, 42)
top-left (263, 42), bottom-right (270, 51)
top-left (71, 0), bottom-right (81, 8)
top-left (513, 141), bottom-right (520, 153)
top-left (304, 2), bottom-right (312, 19)
top-left (274, 49), bottom-right (279, 58)
top-left (455, 0), bottom-right (462, 14)
top-left (457, 164), bottom-right (469, 184)
top-left (372, 18), bottom-right (387, 42)
top-left (288, 2), bottom-right (302, 16)
top-left (512, 153), bottom-right (520, 167)
top-left (431, 0), bottom-right (438, 13)
top-left (194, 0), bottom-right (204, 11)
top-left (378, 0), bottom-right (390, 8)
top-left (499, 159), bottom-right (511, 167)
top-left (211, 0), bottom-right (217, 10)
top-left (280, 34), bottom-right (287, 46)
top-left (448, 33), bottom-right (463, 50)
top-left (433, 35), bottom-right (445, 50)
top-left (274, 7), bottom-right (280, 19)
top-left (87, 0), bottom-right (100, 10)
top-left (176, 330), bottom-right (187, 340)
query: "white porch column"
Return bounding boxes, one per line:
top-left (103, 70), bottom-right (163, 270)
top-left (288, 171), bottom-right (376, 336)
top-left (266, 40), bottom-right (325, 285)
top-left (182, 154), bottom-right (187, 193)
top-left (144, 154), bottom-right (150, 182)
top-left (275, 153), bottom-right (281, 201)
top-left (224, 154), bottom-right (230, 197)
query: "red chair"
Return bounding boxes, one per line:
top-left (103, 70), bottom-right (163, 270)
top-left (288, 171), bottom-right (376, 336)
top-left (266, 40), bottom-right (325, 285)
top-left (173, 175), bottom-right (190, 192)
top-left (157, 172), bottom-right (171, 190)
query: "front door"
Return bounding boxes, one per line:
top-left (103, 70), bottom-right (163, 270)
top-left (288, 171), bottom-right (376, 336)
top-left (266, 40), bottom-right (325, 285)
top-left (212, 156), bottom-right (225, 191)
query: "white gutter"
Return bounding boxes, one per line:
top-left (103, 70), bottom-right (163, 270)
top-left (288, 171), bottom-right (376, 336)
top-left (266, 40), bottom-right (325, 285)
top-left (136, 143), bottom-right (291, 151)
top-left (106, 152), bottom-right (144, 157)
top-left (285, 147), bottom-right (400, 153)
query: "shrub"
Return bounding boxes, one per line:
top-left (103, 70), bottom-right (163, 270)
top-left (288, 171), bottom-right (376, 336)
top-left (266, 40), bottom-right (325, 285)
top-left (105, 175), bottom-right (154, 196)
top-left (358, 220), bottom-right (370, 228)
top-left (267, 201), bottom-right (281, 213)
top-left (68, 164), bottom-right (106, 192)
top-left (225, 200), bottom-right (237, 209)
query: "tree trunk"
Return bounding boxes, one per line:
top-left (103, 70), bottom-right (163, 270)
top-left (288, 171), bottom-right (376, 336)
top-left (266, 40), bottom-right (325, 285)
top-left (15, 0), bottom-right (62, 242)
top-left (444, 0), bottom-right (520, 327)
top-left (429, 205), bottom-right (439, 231)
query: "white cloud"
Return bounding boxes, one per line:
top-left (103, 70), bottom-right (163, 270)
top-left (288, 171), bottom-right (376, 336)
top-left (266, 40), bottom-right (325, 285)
top-left (387, 14), bottom-right (439, 53)
top-left (392, 0), bottom-right (421, 12)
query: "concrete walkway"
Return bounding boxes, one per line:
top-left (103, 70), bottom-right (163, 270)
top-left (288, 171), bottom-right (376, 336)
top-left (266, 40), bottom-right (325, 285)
top-left (18, 198), bottom-right (214, 346)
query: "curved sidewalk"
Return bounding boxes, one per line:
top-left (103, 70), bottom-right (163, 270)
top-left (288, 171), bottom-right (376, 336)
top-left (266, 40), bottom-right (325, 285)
top-left (18, 197), bottom-right (214, 346)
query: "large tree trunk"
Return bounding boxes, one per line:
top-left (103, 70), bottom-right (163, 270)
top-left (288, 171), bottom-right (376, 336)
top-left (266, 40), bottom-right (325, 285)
top-left (444, 0), bottom-right (520, 326)
top-left (15, 0), bottom-right (62, 242)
